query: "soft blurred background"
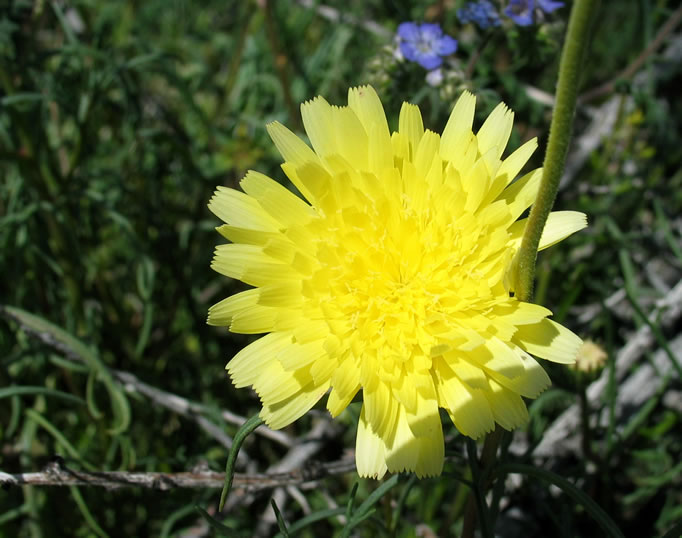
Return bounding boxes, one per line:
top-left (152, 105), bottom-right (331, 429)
top-left (1, 0), bottom-right (681, 536)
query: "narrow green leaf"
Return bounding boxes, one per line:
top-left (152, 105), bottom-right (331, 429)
top-left (275, 507), bottom-right (347, 537)
top-left (159, 504), bottom-right (197, 538)
top-left (271, 499), bottom-right (290, 537)
top-left (341, 474), bottom-right (400, 538)
top-left (195, 506), bottom-right (239, 536)
top-left (25, 409), bottom-right (96, 471)
top-left (346, 482), bottom-right (359, 520)
top-left (0, 386), bottom-right (84, 406)
top-left (70, 486), bottom-right (109, 538)
top-left (0, 93), bottom-right (43, 107)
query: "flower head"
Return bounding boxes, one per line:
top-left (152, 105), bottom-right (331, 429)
top-left (457, 1), bottom-right (502, 30)
top-left (397, 22), bottom-right (457, 70)
top-left (573, 340), bottom-right (607, 373)
top-left (504, 0), bottom-right (564, 26)
top-left (209, 86), bottom-right (586, 478)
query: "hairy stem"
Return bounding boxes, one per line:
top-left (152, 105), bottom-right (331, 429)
top-left (515, 0), bottom-right (599, 303)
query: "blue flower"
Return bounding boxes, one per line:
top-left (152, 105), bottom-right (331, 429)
top-left (457, 1), bottom-right (502, 30)
top-left (397, 22), bottom-right (457, 70)
top-left (504, 0), bottom-right (564, 26)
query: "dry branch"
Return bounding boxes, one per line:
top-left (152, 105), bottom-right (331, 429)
top-left (0, 457), bottom-right (356, 494)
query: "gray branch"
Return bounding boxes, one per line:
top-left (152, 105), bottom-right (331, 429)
top-left (0, 457), bottom-right (355, 493)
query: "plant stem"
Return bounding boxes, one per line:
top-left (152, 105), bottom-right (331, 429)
top-left (461, 427), bottom-right (502, 538)
top-left (515, 0), bottom-right (599, 303)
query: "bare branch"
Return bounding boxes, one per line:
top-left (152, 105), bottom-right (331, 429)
top-left (0, 458), bottom-right (356, 493)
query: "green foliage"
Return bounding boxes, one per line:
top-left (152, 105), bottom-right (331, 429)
top-left (1, 0), bottom-right (681, 536)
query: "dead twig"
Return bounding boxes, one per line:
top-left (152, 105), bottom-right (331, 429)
top-left (0, 457), bottom-right (356, 493)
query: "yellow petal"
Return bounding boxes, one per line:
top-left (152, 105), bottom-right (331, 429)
top-left (230, 304), bottom-right (278, 334)
top-left (208, 288), bottom-right (259, 326)
top-left (240, 171), bottom-right (314, 227)
top-left (483, 137), bottom-right (538, 205)
top-left (347, 86), bottom-right (392, 174)
top-left (332, 105), bottom-right (368, 169)
top-left (405, 392), bottom-right (440, 438)
top-left (208, 187), bottom-right (280, 231)
top-left (216, 225), bottom-right (280, 246)
top-left (490, 301), bottom-right (552, 326)
top-left (276, 339), bottom-right (327, 370)
top-left (435, 358), bottom-right (494, 438)
top-left (391, 131), bottom-right (410, 162)
top-left (364, 382), bottom-right (397, 438)
top-left (399, 102), bottom-right (424, 156)
top-left (327, 384), bottom-right (359, 416)
top-left (468, 336), bottom-right (526, 379)
top-left (294, 161), bottom-right (334, 212)
top-left (444, 352), bottom-right (488, 389)
top-left (260, 379), bottom-right (330, 429)
top-left (485, 346), bottom-right (551, 398)
top-left (211, 244), bottom-right (299, 286)
top-left (331, 354), bottom-right (361, 400)
top-left (227, 332), bottom-right (293, 388)
top-left (497, 168), bottom-right (542, 220)
top-left (508, 211), bottom-right (588, 250)
top-left (484, 377), bottom-right (529, 430)
top-left (414, 130), bottom-right (441, 180)
top-left (258, 282), bottom-right (303, 308)
top-left (253, 362), bottom-right (312, 405)
top-left (476, 101), bottom-right (514, 160)
top-left (347, 86), bottom-right (390, 141)
top-left (266, 121), bottom-right (319, 166)
top-left (391, 368), bottom-right (417, 413)
top-left (513, 319), bottom-right (582, 364)
top-left (356, 405), bottom-right (388, 479)
top-left (301, 95), bottom-right (335, 158)
top-left (385, 404), bottom-right (443, 478)
top-left (309, 355), bottom-right (337, 385)
top-left (440, 91), bottom-right (476, 162)
top-left (462, 155), bottom-right (491, 214)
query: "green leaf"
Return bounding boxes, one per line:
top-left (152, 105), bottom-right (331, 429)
top-left (340, 474), bottom-right (400, 538)
top-left (195, 506), bottom-right (241, 537)
top-left (274, 507), bottom-right (347, 537)
top-left (0, 92), bottom-right (43, 107)
top-left (25, 409), bottom-right (96, 471)
top-left (70, 486), bottom-right (109, 538)
top-left (0, 385), bottom-right (84, 406)
top-left (271, 499), bottom-right (290, 537)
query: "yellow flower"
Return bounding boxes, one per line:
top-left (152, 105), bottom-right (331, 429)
top-left (208, 86), bottom-right (586, 479)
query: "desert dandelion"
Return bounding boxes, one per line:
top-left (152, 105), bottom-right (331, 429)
top-left (209, 85), bottom-right (586, 478)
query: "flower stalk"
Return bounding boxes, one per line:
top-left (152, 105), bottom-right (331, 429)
top-left (515, 0), bottom-right (599, 303)
top-left (464, 1), bottom-right (599, 535)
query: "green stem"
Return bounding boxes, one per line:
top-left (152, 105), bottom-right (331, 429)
top-left (218, 415), bottom-right (265, 511)
top-left (461, 427), bottom-right (502, 538)
top-left (515, 0), bottom-right (599, 303)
